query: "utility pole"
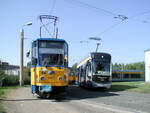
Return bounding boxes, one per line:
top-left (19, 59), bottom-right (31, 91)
top-left (20, 28), bottom-right (24, 86)
top-left (20, 22), bottom-right (32, 86)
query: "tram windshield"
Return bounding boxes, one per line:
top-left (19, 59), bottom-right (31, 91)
top-left (38, 41), bottom-right (64, 66)
top-left (93, 60), bottom-right (110, 76)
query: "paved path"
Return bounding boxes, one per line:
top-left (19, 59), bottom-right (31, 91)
top-left (1, 86), bottom-right (150, 113)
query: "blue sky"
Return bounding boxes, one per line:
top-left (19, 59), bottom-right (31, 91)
top-left (0, 0), bottom-right (150, 66)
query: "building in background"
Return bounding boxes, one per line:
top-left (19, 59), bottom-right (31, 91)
top-left (0, 61), bottom-right (19, 76)
top-left (145, 49), bottom-right (150, 83)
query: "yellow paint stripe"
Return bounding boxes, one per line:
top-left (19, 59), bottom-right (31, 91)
top-left (77, 56), bottom-right (91, 68)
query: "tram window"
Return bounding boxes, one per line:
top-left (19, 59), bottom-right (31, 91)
top-left (131, 74), bottom-right (135, 78)
top-left (112, 73), bottom-right (120, 79)
top-left (32, 41), bottom-right (37, 66)
top-left (81, 68), bottom-right (84, 77)
top-left (131, 74), bottom-right (140, 78)
top-left (88, 63), bottom-right (92, 76)
top-left (93, 61), bottom-right (110, 74)
top-left (32, 42), bottom-right (36, 58)
top-left (39, 54), bottom-right (63, 66)
top-left (39, 41), bottom-right (63, 49)
top-left (38, 41), bottom-right (65, 66)
top-left (136, 74), bottom-right (140, 78)
top-left (124, 74), bottom-right (129, 78)
top-left (64, 43), bottom-right (68, 67)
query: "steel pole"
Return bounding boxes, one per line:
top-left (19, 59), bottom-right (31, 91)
top-left (20, 28), bottom-right (24, 86)
top-left (96, 43), bottom-right (100, 52)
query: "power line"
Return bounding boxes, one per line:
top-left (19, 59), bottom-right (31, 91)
top-left (129, 10), bottom-right (150, 19)
top-left (64, 0), bottom-right (128, 22)
top-left (50, 0), bottom-right (56, 14)
top-left (98, 10), bottom-right (150, 35)
top-left (65, 0), bottom-right (119, 17)
top-left (99, 20), bottom-right (125, 36)
top-left (65, 0), bottom-right (149, 36)
top-left (128, 10), bottom-right (150, 23)
top-left (64, 0), bottom-right (129, 37)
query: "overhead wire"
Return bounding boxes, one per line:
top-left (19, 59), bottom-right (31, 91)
top-left (128, 10), bottom-right (150, 23)
top-left (65, 0), bottom-right (150, 37)
top-left (100, 10), bottom-right (150, 35)
top-left (64, 0), bottom-right (118, 17)
top-left (98, 20), bottom-right (125, 36)
top-left (64, 0), bottom-right (150, 63)
top-left (50, 0), bottom-right (56, 15)
top-left (64, 0), bottom-right (129, 37)
top-left (129, 10), bottom-right (150, 19)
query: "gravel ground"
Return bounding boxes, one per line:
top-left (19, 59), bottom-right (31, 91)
top-left (67, 85), bottom-right (150, 113)
top-left (1, 85), bottom-right (150, 113)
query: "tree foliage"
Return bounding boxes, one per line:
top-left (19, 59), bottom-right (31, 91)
top-left (0, 61), bottom-right (4, 76)
top-left (112, 62), bottom-right (145, 71)
top-left (72, 63), bottom-right (78, 72)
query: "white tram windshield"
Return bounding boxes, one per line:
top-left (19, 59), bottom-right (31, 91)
top-left (39, 41), bottom-right (64, 66)
top-left (93, 61), bottom-right (110, 76)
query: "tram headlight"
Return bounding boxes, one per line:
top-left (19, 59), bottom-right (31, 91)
top-left (42, 68), bottom-right (46, 74)
top-left (48, 70), bottom-right (54, 75)
top-left (40, 76), bottom-right (45, 81)
top-left (58, 76), bottom-right (63, 81)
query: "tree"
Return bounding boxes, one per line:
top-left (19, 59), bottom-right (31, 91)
top-left (72, 63), bottom-right (78, 73)
top-left (113, 62), bottom-right (145, 71)
top-left (0, 61), bottom-right (4, 76)
top-left (112, 63), bottom-right (123, 70)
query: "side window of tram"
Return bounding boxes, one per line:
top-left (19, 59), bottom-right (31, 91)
top-left (32, 41), bottom-right (37, 66)
top-left (64, 43), bottom-right (68, 67)
top-left (88, 63), bottom-right (92, 76)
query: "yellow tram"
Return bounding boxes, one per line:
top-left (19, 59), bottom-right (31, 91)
top-left (30, 38), bottom-right (69, 98)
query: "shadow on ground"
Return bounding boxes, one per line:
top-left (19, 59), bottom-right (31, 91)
top-left (66, 85), bottom-right (119, 100)
top-left (0, 85), bottom-right (137, 102)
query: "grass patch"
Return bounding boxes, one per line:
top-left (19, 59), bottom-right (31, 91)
top-left (0, 86), bottom-right (20, 97)
top-left (111, 81), bottom-right (150, 93)
top-left (0, 86), bottom-right (20, 113)
top-left (0, 106), bottom-right (4, 113)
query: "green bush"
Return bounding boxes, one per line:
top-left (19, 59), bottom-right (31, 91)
top-left (1, 75), bottom-right (30, 86)
top-left (24, 75), bottom-right (30, 85)
top-left (3, 76), bottom-right (19, 86)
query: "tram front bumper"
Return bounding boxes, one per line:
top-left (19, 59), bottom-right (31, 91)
top-left (39, 85), bottom-right (52, 93)
top-left (92, 82), bottom-right (111, 89)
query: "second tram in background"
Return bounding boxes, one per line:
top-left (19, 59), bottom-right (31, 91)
top-left (112, 70), bottom-right (144, 82)
top-left (77, 52), bottom-right (112, 89)
top-left (68, 67), bottom-right (77, 85)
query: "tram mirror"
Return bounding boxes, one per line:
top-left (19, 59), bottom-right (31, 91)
top-left (64, 56), bottom-right (68, 67)
top-left (64, 56), bottom-right (68, 61)
top-left (26, 51), bottom-right (30, 57)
